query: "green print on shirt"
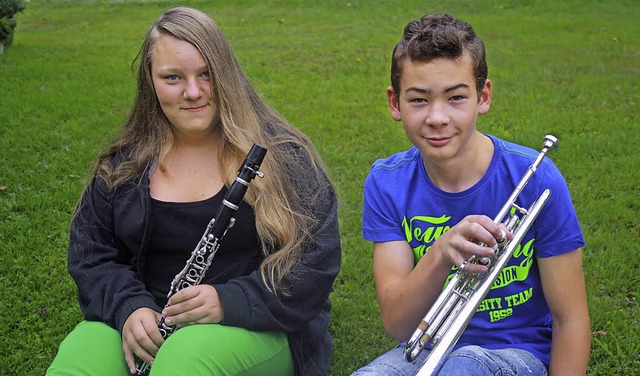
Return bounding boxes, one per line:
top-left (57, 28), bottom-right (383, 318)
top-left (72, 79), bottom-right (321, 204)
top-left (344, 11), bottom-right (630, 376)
top-left (403, 215), bottom-right (537, 323)
top-left (477, 286), bottom-right (534, 322)
top-left (402, 214), bottom-right (451, 262)
top-left (492, 238), bottom-right (534, 288)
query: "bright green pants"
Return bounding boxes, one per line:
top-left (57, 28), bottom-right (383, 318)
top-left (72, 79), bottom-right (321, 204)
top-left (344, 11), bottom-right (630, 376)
top-left (47, 321), bottom-right (294, 376)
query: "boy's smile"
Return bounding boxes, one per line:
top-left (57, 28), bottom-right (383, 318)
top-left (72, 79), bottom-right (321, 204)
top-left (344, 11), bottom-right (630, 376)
top-left (388, 56), bottom-right (492, 172)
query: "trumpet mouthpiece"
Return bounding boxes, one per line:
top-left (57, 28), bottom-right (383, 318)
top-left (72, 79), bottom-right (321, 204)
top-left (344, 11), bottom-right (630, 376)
top-left (543, 134), bottom-right (558, 149)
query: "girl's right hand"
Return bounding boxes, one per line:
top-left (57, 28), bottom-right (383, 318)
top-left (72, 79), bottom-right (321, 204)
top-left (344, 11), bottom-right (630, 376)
top-left (122, 307), bottom-right (164, 374)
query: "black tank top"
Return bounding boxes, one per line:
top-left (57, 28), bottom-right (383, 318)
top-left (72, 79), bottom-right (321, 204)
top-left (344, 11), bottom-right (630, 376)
top-left (145, 187), bottom-right (263, 306)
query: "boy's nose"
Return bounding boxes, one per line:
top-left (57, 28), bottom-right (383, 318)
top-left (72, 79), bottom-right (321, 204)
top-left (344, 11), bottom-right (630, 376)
top-left (426, 103), bottom-right (449, 128)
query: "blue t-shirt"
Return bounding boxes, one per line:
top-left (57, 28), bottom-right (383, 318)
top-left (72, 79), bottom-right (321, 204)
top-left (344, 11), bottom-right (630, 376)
top-left (362, 134), bottom-right (585, 366)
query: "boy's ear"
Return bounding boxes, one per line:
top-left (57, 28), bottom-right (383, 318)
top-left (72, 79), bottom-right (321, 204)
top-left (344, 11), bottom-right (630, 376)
top-left (387, 86), bottom-right (402, 122)
top-left (478, 79), bottom-right (492, 115)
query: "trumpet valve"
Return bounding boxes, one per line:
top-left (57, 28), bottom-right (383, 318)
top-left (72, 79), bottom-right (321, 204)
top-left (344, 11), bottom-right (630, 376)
top-left (504, 214), bottom-right (520, 233)
top-left (497, 229), bottom-right (507, 245)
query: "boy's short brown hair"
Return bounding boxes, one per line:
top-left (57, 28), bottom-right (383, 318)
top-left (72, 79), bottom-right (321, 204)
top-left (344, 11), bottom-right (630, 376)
top-left (390, 13), bottom-right (488, 99)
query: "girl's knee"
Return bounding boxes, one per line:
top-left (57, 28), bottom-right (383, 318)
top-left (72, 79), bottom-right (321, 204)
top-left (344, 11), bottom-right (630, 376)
top-left (47, 321), bottom-right (127, 376)
top-left (151, 325), bottom-right (292, 376)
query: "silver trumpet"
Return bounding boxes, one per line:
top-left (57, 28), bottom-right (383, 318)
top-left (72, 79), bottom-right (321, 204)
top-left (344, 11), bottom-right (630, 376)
top-left (404, 135), bottom-right (558, 376)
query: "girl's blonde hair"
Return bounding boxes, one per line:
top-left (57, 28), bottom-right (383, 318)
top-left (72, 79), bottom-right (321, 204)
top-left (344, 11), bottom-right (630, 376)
top-left (95, 7), bottom-right (332, 294)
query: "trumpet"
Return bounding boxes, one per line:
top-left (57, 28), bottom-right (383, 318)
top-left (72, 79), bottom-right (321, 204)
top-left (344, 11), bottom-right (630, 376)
top-left (404, 135), bottom-right (558, 376)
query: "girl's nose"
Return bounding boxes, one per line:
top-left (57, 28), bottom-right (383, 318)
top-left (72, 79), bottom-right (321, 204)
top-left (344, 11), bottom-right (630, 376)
top-left (183, 78), bottom-right (203, 99)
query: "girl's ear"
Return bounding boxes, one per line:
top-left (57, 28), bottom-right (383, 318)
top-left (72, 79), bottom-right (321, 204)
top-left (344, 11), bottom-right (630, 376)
top-left (387, 86), bottom-right (402, 122)
top-left (477, 79), bottom-right (492, 115)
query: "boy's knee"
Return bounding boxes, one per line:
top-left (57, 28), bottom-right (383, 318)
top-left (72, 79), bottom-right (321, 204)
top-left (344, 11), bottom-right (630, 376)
top-left (439, 346), bottom-right (494, 375)
top-left (448, 345), bottom-right (487, 360)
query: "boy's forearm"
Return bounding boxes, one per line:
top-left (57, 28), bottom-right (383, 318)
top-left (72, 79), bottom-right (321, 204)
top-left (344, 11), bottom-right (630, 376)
top-left (548, 319), bottom-right (591, 376)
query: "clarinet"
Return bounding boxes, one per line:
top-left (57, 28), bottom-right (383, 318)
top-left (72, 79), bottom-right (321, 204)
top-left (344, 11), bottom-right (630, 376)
top-left (135, 144), bottom-right (267, 375)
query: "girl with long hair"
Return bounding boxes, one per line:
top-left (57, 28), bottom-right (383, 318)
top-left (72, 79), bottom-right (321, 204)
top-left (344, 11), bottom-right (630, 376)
top-left (48, 7), bottom-right (341, 376)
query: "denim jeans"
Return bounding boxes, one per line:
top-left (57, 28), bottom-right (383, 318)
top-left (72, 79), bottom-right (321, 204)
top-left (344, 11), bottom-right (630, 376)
top-left (351, 343), bottom-right (547, 376)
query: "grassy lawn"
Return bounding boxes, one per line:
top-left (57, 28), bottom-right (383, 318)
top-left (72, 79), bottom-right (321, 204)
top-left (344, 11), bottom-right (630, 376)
top-left (1, 0), bottom-right (638, 374)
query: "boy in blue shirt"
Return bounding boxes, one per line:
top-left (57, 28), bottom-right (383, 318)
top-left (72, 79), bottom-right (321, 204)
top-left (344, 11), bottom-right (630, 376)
top-left (353, 13), bottom-right (590, 376)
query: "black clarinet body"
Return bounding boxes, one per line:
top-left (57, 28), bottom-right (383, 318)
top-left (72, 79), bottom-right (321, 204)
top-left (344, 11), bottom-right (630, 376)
top-left (135, 144), bottom-right (267, 375)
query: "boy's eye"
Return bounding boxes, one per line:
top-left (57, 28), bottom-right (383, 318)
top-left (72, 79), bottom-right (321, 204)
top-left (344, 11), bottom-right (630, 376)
top-left (450, 95), bottom-right (466, 101)
top-left (410, 98), bottom-right (427, 104)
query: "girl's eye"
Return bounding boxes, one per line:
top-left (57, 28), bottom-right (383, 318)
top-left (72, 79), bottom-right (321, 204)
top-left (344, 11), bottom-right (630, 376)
top-left (201, 71), bottom-right (210, 79)
top-left (166, 75), bottom-right (180, 81)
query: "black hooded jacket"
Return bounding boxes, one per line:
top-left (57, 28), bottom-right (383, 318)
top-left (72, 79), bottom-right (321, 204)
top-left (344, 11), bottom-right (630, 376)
top-left (67, 160), bottom-right (341, 375)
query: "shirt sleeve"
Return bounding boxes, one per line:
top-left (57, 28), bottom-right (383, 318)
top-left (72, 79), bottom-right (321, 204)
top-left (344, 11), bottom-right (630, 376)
top-left (531, 159), bottom-right (585, 258)
top-left (68, 175), bottom-right (158, 332)
top-left (362, 166), bottom-right (407, 243)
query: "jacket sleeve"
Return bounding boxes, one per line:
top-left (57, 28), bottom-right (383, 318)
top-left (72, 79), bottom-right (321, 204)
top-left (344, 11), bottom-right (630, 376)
top-left (214, 181), bottom-right (341, 333)
top-left (68, 175), bottom-right (158, 332)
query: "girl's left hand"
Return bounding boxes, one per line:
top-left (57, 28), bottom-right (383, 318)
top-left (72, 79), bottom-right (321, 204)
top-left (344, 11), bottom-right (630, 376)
top-left (162, 285), bottom-right (224, 327)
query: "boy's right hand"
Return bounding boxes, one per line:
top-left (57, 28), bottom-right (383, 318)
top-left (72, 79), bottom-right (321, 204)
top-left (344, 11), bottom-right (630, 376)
top-left (435, 214), bottom-right (511, 274)
top-left (122, 307), bottom-right (164, 374)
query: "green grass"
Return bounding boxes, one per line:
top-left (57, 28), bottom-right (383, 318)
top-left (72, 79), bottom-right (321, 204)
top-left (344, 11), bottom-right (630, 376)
top-left (1, 0), bottom-right (638, 374)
